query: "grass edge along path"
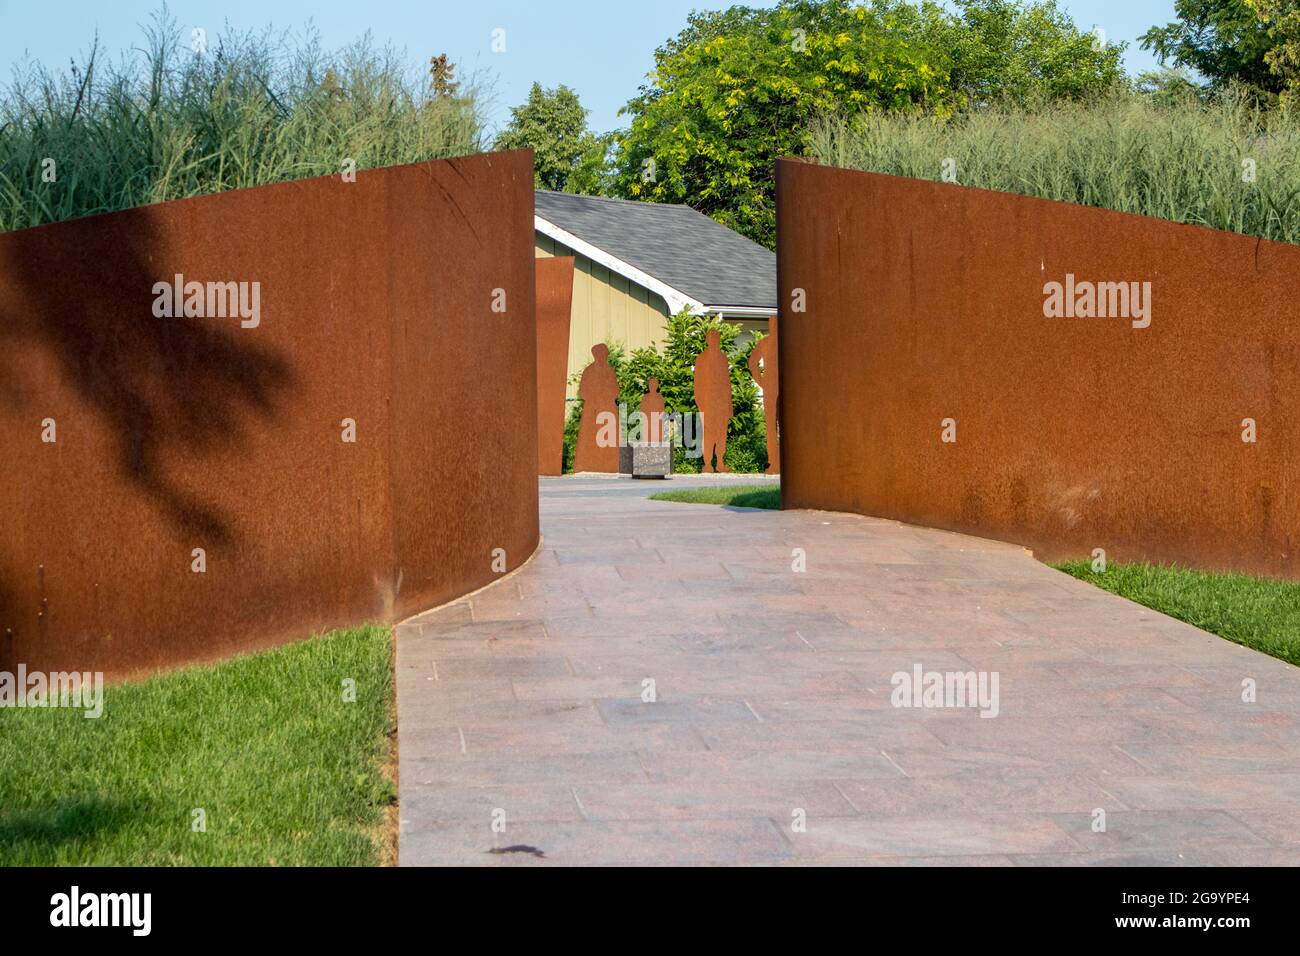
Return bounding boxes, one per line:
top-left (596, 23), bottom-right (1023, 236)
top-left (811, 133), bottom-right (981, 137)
top-left (649, 485), bottom-right (780, 509)
top-left (1055, 561), bottom-right (1300, 668)
top-left (0, 625), bottom-right (395, 866)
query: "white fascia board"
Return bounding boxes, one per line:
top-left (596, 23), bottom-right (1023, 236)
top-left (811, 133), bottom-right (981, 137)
top-left (704, 306), bottom-right (776, 318)
top-left (535, 215), bottom-right (705, 316)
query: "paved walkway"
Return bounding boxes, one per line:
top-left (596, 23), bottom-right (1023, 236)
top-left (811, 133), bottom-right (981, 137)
top-left (396, 476), bottom-right (1300, 865)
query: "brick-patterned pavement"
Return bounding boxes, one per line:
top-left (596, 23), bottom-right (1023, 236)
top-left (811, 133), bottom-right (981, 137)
top-left (396, 476), bottom-right (1300, 865)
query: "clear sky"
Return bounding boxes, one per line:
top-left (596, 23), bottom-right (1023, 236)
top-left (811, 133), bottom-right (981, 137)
top-left (1, 1), bottom-right (1180, 135)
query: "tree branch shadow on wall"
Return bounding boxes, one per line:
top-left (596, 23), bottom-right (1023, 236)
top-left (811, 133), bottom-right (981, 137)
top-left (0, 203), bottom-right (297, 669)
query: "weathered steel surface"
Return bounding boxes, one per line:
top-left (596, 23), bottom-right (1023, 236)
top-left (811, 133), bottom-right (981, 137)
top-left (0, 150), bottom-right (540, 677)
top-left (638, 378), bottom-right (666, 444)
top-left (693, 329), bottom-right (733, 473)
top-left (776, 157), bottom-right (1300, 576)
top-left (572, 344), bottom-right (620, 473)
top-left (535, 256), bottom-right (574, 476)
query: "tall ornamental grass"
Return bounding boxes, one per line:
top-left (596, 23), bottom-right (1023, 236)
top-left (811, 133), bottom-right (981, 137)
top-left (0, 12), bottom-right (485, 233)
top-left (808, 89), bottom-right (1300, 245)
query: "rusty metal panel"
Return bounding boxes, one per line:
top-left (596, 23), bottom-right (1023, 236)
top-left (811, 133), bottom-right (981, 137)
top-left (694, 329), bottom-right (733, 473)
top-left (536, 256), bottom-right (575, 476)
top-left (0, 150), bottom-right (540, 677)
top-left (776, 157), bottom-right (1300, 577)
top-left (571, 345), bottom-right (621, 474)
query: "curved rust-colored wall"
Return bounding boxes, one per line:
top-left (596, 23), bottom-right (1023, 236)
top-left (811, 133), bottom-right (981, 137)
top-left (776, 157), bottom-right (1300, 577)
top-left (0, 151), bottom-right (539, 677)
top-left (536, 256), bottom-right (574, 476)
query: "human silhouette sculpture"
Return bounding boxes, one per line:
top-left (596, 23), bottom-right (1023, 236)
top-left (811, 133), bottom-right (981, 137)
top-left (693, 329), bottom-right (733, 473)
top-left (573, 343), bottom-right (620, 473)
top-left (639, 377), bottom-right (665, 444)
top-left (746, 316), bottom-right (780, 474)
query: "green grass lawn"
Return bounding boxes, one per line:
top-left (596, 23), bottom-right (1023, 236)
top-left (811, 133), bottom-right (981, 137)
top-left (650, 485), bottom-right (780, 510)
top-left (0, 625), bottom-right (395, 866)
top-left (1055, 562), bottom-right (1300, 667)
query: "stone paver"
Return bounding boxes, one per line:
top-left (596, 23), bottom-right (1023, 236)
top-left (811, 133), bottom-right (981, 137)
top-left (397, 476), bottom-right (1300, 865)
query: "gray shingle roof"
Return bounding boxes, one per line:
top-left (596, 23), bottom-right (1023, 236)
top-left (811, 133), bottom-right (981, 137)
top-left (534, 190), bottom-right (776, 311)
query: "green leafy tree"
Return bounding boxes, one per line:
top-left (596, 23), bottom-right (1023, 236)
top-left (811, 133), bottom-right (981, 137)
top-left (493, 82), bottom-right (611, 194)
top-left (1140, 0), bottom-right (1279, 93)
top-left (1247, 0), bottom-right (1300, 107)
top-left (919, 0), bottom-right (1125, 105)
top-left (614, 0), bottom-right (1124, 248)
top-left (613, 1), bottom-right (953, 248)
top-left (564, 133), bottom-right (615, 196)
top-left (1133, 67), bottom-right (1206, 103)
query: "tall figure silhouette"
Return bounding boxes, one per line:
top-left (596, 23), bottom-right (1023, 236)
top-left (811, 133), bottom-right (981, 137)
top-left (747, 316), bottom-right (780, 474)
top-left (639, 377), bottom-right (666, 444)
top-left (573, 343), bottom-right (620, 473)
top-left (693, 328), bottom-right (733, 473)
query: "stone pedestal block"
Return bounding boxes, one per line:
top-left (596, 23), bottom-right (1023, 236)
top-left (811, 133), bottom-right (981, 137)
top-left (619, 443), bottom-right (673, 478)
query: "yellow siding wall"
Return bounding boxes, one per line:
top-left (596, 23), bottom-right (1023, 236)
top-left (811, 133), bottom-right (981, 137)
top-left (730, 318), bottom-right (768, 350)
top-left (536, 234), bottom-right (671, 397)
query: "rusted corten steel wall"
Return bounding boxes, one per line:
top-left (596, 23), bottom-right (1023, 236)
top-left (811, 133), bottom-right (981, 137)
top-left (776, 157), bottom-right (1300, 577)
top-left (0, 150), bottom-right (539, 677)
top-left (536, 256), bottom-right (575, 476)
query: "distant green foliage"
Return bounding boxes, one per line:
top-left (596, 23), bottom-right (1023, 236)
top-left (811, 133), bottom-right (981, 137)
top-left (1056, 561), bottom-right (1300, 667)
top-left (0, 11), bottom-right (483, 233)
top-left (915, 0), bottom-right (1127, 106)
top-left (1141, 0), bottom-right (1279, 95)
top-left (613, 0), bottom-right (1123, 247)
top-left (561, 397), bottom-right (582, 474)
top-left (809, 86), bottom-right (1300, 245)
top-left (1133, 66), bottom-right (1208, 104)
top-left (614, 0), bottom-right (954, 248)
top-left (562, 311), bottom-right (768, 474)
top-left (1248, 0), bottom-right (1300, 108)
top-left (492, 82), bottom-right (612, 195)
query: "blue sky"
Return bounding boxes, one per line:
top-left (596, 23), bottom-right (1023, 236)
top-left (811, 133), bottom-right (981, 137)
top-left (1, 1), bottom-right (1179, 135)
